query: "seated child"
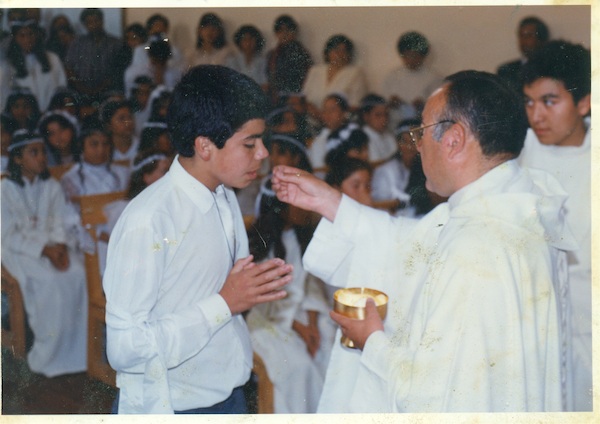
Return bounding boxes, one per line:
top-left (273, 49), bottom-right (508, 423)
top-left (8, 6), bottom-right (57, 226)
top-left (38, 110), bottom-right (79, 167)
top-left (324, 122), bottom-right (370, 171)
top-left (371, 118), bottom-right (420, 215)
top-left (1, 130), bottom-right (87, 377)
top-left (308, 93), bottom-right (349, 176)
top-left (359, 94), bottom-right (398, 166)
top-left (246, 134), bottom-right (333, 413)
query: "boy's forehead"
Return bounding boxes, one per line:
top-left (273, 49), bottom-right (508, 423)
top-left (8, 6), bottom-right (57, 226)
top-left (524, 77), bottom-right (570, 97)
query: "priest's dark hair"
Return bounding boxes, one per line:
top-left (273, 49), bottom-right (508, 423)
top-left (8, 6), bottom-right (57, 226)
top-left (441, 70), bottom-right (528, 159)
top-left (167, 65), bottom-right (269, 157)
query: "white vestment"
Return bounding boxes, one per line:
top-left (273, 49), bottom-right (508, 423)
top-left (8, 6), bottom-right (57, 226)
top-left (518, 120), bottom-right (592, 411)
top-left (0, 51), bottom-right (67, 112)
top-left (304, 160), bottom-right (576, 412)
top-left (60, 161), bottom-right (130, 200)
top-left (307, 128), bottom-right (330, 175)
top-left (303, 64), bottom-right (368, 109)
top-left (189, 46), bottom-right (234, 67)
top-left (1, 177), bottom-right (87, 377)
top-left (246, 229), bottom-right (335, 413)
top-left (362, 125), bottom-right (398, 163)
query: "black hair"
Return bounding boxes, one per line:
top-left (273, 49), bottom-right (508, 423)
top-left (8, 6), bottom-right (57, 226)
top-left (125, 23), bottom-right (147, 43)
top-left (274, 15), bottom-right (298, 33)
top-left (46, 15), bottom-right (75, 59)
top-left (265, 132), bottom-right (313, 173)
top-left (397, 31), bottom-right (430, 56)
top-left (196, 13), bottom-right (226, 49)
top-left (80, 8), bottom-right (103, 24)
top-left (6, 130), bottom-right (50, 186)
top-left (148, 36), bottom-right (172, 64)
top-left (521, 40), bottom-right (591, 104)
top-left (2, 90), bottom-right (41, 131)
top-left (73, 121), bottom-right (118, 188)
top-left (167, 65), bottom-right (269, 156)
top-left (441, 70), bottom-right (528, 158)
top-left (324, 34), bottom-right (354, 63)
top-left (139, 122), bottom-right (171, 154)
top-left (233, 25), bottom-right (265, 53)
top-left (359, 93), bottom-right (386, 122)
top-left (126, 147), bottom-right (166, 200)
top-left (324, 93), bottom-right (350, 112)
top-left (325, 124), bottom-right (369, 168)
top-left (148, 90), bottom-right (172, 122)
top-left (519, 16), bottom-right (550, 43)
top-left (325, 156), bottom-right (371, 188)
top-left (99, 99), bottom-right (133, 128)
top-left (7, 21), bottom-right (50, 78)
top-left (38, 112), bottom-right (78, 165)
top-left (146, 14), bottom-right (169, 32)
top-left (48, 88), bottom-right (81, 114)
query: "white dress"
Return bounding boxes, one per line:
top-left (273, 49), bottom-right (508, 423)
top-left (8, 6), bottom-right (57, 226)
top-left (189, 46), bottom-right (233, 67)
top-left (381, 65), bottom-right (443, 130)
top-left (0, 51), bottom-right (67, 112)
top-left (60, 161), bottom-right (130, 200)
top-left (1, 176), bottom-right (87, 377)
top-left (246, 228), bottom-right (335, 413)
top-left (362, 125), bottom-right (397, 163)
top-left (302, 64), bottom-right (368, 109)
top-left (371, 155), bottom-right (415, 217)
top-left (307, 128), bottom-right (330, 176)
top-left (225, 51), bottom-right (267, 86)
top-left (304, 160), bottom-right (576, 412)
top-left (518, 119), bottom-right (592, 411)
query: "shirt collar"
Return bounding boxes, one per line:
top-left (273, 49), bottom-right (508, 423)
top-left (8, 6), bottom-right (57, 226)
top-left (169, 155), bottom-right (219, 214)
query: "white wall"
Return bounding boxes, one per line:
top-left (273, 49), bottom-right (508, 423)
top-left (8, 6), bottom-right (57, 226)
top-left (124, 5), bottom-right (590, 94)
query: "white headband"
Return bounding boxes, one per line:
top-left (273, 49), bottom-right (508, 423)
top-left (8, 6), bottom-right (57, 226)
top-left (131, 154), bottom-right (167, 172)
top-left (8, 135), bottom-right (44, 152)
top-left (326, 122), bottom-right (360, 152)
top-left (143, 121), bottom-right (168, 130)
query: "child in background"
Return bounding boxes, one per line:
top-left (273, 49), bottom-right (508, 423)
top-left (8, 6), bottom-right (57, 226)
top-left (1, 115), bottom-right (18, 173)
top-left (97, 148), bottom-right (170, 274)
top-left (190, 13), bottom-right (232, 66)
top-left (325, 156), bottom-right (373, 207)
top-left (307, 93), bottom-right (350, 177)
top-left (1, 130), bottom-right (87, 378)
top-left (147, 86), bottom-right (172, 122)
top-left (324, 122), bottom-right (370, 171)
top-left (226, 25), bottom-right (267, 89)
top-left (100, 99), bottom-right (138, 164)
top-left (2, 89), bottom-right (41, 131)
top-left (128, 75), bottom-right (155, 138)
top-left (371, 118), bottom-right (420, 215)
top-left (246, 133), bottom-right (333, 413)
top-left (359, 94), bottom-right (398, 166)
top-left (38, 110), bottom-right (79, 166)
top-left (60, 124), bottom-right (130, 204)
top-left (138, 121), bottom-right (175, 159)
top-left (47, 88), bottom-right (80, 119)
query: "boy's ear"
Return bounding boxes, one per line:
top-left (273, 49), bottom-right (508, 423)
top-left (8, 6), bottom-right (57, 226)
top-left (194, 136), bottom-right (213, 160)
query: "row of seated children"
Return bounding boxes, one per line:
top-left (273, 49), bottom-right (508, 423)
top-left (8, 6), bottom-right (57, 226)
top-left (0, 125), bottom-right (172, 378)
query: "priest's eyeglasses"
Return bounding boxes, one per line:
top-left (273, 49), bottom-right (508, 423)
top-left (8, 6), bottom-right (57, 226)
top-left (409, 120), bottom-right (456, 146)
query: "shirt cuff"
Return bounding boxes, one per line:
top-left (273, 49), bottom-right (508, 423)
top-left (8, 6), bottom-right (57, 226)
top-left (197, 293), bottom-right (233, 335)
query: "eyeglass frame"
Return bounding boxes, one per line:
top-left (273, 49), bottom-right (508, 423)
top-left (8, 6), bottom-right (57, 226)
top-left (408, 120), bottom-right (456, 145)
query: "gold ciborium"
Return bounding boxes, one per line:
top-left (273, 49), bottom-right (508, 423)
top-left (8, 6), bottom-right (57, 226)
top-left (333, 287), bottom-right (388, 348)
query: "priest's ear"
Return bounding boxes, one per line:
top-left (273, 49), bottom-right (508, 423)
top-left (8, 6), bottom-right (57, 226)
top-left (441, 121), bottom-right (467, 160)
